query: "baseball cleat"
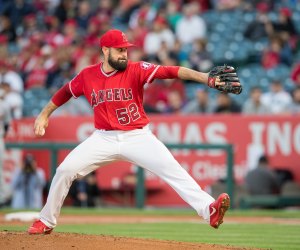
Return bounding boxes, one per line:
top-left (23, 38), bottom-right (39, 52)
top-left (28, 220), bottom-right (53, 235)
top-left (209, 193), bottom-right (230, 229)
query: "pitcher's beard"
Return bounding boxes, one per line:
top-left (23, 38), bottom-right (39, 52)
top-left (108, 53), bottom-right (127, 70)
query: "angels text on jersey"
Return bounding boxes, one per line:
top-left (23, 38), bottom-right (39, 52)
top-left (90, 88), bottom-right (133, 108)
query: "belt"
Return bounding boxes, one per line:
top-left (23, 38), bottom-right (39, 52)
top-left (97, 127), bottom-right (143, 131)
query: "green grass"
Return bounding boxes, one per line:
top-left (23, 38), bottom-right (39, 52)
top-left (1, 223), bottom-right (300, 249)
top-left (1, 208), bottom-right (300, 249)
top-left (2, 207), bottom-right (300, 218)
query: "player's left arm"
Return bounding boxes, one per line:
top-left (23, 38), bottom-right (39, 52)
top-left (158, 66), bottom-right (242, 95)
top-left (154, 66), bottom-right (218, 87)
top-left (177, 67), bottom-right (210, 85)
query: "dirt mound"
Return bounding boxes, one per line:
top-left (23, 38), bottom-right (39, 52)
top-left (0, 231), bottom-right (250, 250)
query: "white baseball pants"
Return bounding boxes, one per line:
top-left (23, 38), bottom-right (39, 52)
top-left (40, 126), bottom-right (215, 227)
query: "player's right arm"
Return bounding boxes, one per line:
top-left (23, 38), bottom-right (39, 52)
top-left (34, 101), bottom-right (57, 136)
top-left (34, 84), bottom-right (73, 137)
top-left (35, 69), bottom-right (85, 137)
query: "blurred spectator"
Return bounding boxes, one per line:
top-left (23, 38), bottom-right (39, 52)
top-left (0, 15), bottom-right (16, 43)
top-left (289, 86), bottom-right (300, 114)
top-left (165, 90), bottom-right (185, 113)
top-left (25, 58), bottom-right (47, 89)
top-left (291, 63), bottom-right (300, 85)
top-left (213, 0), bottom-right (242, 10)
top-left (39, 45), bottom-right (56, 72)
top-left (175, 2), bottom-right (207, 45)
top-left (128, 2), bottom-right (155, 30)
top-left (127, 13), bottom-right (148, 49)
top-left (261, 80), bottom-right (292, 114)
top-left (54, 0), bottom-right (76, 25)
top-left (267, 7), bottom-right (297, 40)
top-left (113, 0), bottom-right (143, 30)
top-left (75, 0), bottom-right (92, 31)
top-left (62, 19), bottom-right (79, 45)
top-left (144, 78), bottom-right (185, 113)
top-left (261, 36), bottom-right (282, 69)
top-left (266, 7), bottom-right (297, 61)
top-left (245, 155), bottom-right (280, 195)
top-left (69, 172), bottom-right (101, 207)
top-left (0, 0), bottom-right (35, 29)
top-left (84, 17), bottom-right (102, 47)
top-left (144, 16), bottom-right (175, 56)
top-left (0, 82), bottom-right (23, 119)
top-left (0, 60), bottom-right (24, 94)
top-left (74, 44), bottom-right (100, 73)
top-left (0, 0), bottom-right (299, 119)
top-left (244, 3), bottom-right (271, 41)
top-left (182, 88), bottom-right (214, 114)
top-left (46, 46), bottom-right (74, 88)
top-left (165, 1), bottom-right (182, 31)
top-left (0, 88), bottom-right (11, 206)
top-left (189, 39), bottom-right (212, 72)
top-left (18, 34), bottom-right (44, 78)
top-left (128, 47), bottom-right (144, 62)
top-left (22, 14), bottom-right (40, 39)
top-left (242, 86), bottom-right (270, 114)
top-left (48, 63), bottom-right (74, 93)
top-left (214, 93), bottom-right (241, 113)
top-left (43, 15), bottom-right (63, 46)
top-left (94, 0), bottom-right (113, 24)
top-left (11, 154), bottom-right (46, 209)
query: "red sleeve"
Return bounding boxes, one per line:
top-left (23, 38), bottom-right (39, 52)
top-left (52, 71), bottom-right (84, 106)
top-left (51, 84), bottom-right (72, 107)
top-left (154, 66), bottom-right (179, 79)
top-left (137, 61), bottom-right (179, 85)
top-left (69, 71), bottom-right (84, 97)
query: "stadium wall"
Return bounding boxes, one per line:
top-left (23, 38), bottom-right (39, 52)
top-left (4, 115), bottom-right (300, 206)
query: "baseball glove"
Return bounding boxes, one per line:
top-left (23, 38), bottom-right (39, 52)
top-left (208, 65), bottom-right (242, 95)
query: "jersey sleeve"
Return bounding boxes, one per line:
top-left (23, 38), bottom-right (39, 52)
top-left (137, 61), bottom-right (179, 85)
top-left (136, 61), bottom-right (160, 85)
top-left (51, 83), bottom-right (73, 107)
top-left (69, 71), bottom-right (84, 98)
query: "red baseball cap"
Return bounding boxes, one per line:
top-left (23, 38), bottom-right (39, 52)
top-left (280, 7), bottom-right (292, 17)
top-left (99, 29), bottom-right (135, 48)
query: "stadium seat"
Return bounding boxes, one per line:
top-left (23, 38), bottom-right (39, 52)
top-left (266, 64), bottom-right (290, 82)
top-left (185, 84), bottom-right (203, 100)
top-left (23, 88), bottom-right (51, 117)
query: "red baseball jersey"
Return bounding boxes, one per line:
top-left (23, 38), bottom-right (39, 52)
top-left (68, 61), bottom-right (178, 130)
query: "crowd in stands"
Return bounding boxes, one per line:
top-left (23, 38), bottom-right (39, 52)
top-left (0, 0), bottom-right (299, 119)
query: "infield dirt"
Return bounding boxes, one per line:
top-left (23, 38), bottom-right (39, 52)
top-left (2, 214), bottom-right (296, 250)
top-left (0, 231), bottom-right (255, 250)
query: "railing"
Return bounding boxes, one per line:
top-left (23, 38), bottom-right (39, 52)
top-left (6, 142), bottom-right (234, 209)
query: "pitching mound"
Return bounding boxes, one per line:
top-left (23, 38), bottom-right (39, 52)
top-left (0, 231), bottom-right (249, 250)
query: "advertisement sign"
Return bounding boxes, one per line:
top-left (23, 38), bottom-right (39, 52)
top-left (4, 115), bottom-right (300, 206)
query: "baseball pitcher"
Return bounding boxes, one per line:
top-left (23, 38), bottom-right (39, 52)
top-left (28, 29), bottom-right (242, 234)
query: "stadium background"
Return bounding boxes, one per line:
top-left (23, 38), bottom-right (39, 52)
top-left (1, 0), bottom-right (300, 207)
top-left (1, 1), bottom-right (300, 249)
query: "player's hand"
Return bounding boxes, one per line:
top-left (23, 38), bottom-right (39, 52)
top-left (34, 115), bottom-right (48, 137)
top-left (208, 65), bottom-right (242, 95)
top-left (214, 77), bottom-right (224, 87)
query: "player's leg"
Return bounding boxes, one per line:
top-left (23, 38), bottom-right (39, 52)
top-left (37, 131), bottom-right (119, 229)
top-left (120, 128), bottom-right (215, 221)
